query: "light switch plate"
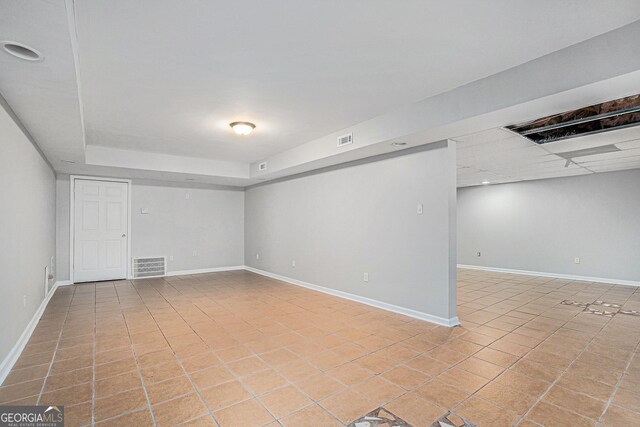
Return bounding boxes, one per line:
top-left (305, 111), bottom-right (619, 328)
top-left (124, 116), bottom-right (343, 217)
top-left (417, 204), bottom-right (423, 215)
top-left (140, 207), bottom-right (149, 214)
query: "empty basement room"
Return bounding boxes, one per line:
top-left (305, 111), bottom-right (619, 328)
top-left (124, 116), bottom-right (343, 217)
top-left (2, 2), bottom-right (640, 427)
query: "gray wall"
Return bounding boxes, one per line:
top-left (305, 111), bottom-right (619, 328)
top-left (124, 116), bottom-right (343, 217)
top-left (56, 177), bottom-right (244, 280)
top-left (0, 100), bottom-right (56, 363)
top-left (245, 142), bottom-right (458, 322)
top-left (458, 169), bottom-right (640, 282)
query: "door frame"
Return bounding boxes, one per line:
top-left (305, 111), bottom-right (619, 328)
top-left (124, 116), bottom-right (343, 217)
top-left (69, 175), bottom-right (132, 283)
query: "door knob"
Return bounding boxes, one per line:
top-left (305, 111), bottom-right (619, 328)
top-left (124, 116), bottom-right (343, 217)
top-left (122, 234), bottom-right (126, 238)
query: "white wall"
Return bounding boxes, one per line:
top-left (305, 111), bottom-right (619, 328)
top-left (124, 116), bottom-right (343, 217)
top-left (245, 142), bottom-right (458, 323)
top-left (458, 169), bottom-right (640, 283)
top-left (0, 99), bottom-right (56, 363)
top-left (56, 177), bottom-right (244, 279)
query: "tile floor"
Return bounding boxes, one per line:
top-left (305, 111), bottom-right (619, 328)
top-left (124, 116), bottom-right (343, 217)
top-left (0, 269), bottom-right (639, 426)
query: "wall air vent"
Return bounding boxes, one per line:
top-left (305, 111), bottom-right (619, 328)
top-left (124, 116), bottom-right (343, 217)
top-left (337, 132), bottom-right (353, 147)
top-left (133, 257), bottom-right (166, 278)
top-left (506, 94), bottom-right (640, 144)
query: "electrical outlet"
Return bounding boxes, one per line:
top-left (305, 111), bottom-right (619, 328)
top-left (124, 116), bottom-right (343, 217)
top-left (574, 257), bottom-right (580, 264)
top-left (363, 272), bottom-right (369, 283)
top-left (169, 255), bottom-right (174, 261)
top-left (192, 250), bottom-right (198, 257)
top-left (417, 204), bottom-right (423, 215)
top-left (476, 251), bottom-right (481, 257)
top-left (292, 260), bottom-right (296, 267)
top-left (256, 253), bottom-right (260, 260)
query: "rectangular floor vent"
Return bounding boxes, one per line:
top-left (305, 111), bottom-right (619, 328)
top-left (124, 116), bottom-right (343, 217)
top-left (133, 257), bottom-right (166, 278)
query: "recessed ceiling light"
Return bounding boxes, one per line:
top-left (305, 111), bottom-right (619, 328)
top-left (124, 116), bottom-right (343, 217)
top-left (1, 41), bottom-right (43, 62)
top-left (391, 142), bottom-right (408, 147)
top-left (230, 121), bottom-right (256, 135)
top-left (482, 181), bottom-right (491, 185)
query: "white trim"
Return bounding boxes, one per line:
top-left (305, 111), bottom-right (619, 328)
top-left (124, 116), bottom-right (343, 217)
top-left (243, 266), bottom-right (460, 327)
top-left (69, 175), bottom-right (133, 284)
top-left (55, 280), bottom-right (74, 287)
top-left (166, 266), bottom-right (245, 277)
top-left (457, 264), bottom-right (639, 287)
top-left (0, 283), bottom-right (59, 385)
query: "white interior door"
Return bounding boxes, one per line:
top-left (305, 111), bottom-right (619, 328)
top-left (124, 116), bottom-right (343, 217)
top-left (73, 179), bottom-right (128, 282)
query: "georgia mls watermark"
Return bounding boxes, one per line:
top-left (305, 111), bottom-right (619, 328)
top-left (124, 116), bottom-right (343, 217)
top-left (0, 406), bottom-right (64, 427)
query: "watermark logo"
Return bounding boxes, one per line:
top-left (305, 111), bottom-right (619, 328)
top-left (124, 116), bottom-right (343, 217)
top-left (0, 406), bottom-right (64, 427)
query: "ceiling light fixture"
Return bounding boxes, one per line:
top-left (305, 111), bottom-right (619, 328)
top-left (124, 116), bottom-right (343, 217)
top-left (391, 142), bottom-right (408, 147)
top-left (230, 121), bottom-right (256, 135)
top-left (482, 181), bottom-right (491, 185)
top-left (1, 41), bottom-right (43, 61)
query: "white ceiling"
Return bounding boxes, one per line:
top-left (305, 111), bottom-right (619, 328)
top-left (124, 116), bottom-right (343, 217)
top-left (455, 126), bottom-right (640, 187)
top-left (0, 0), bottom-right (84, 163)
top-left (1, 1), bottom-right (640, 186)
top-left (74, 0), bottom-right (640, 162)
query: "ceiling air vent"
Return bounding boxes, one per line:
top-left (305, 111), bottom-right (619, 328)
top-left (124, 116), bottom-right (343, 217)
top-left (506, 94), bottom-right (640, 144)
top-left (337, 132), bottom-right (353, 148)
top-left (133, 257), bottom-right (166, 278)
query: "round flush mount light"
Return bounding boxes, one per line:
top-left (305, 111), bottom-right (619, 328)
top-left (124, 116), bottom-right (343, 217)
top-left (1, 41), bottom-right (43, 62)
top-left (230, 121), bottom-right (256, 135)
top-left (482, 181), bottom-right (491, 185)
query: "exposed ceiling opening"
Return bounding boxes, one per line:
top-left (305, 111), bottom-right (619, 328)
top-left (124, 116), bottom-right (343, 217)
top-left (506, 94), bottom-right (640, 144)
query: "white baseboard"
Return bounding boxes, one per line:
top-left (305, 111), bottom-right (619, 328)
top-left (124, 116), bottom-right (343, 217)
top-left (243, 266), bottom-right (459, 327)
top-left (457, 264), bottom-right (639, 287)
top-left (166, 266), bottom-right (245, 277)
top-left (0, 283), bottom-right (59, 386)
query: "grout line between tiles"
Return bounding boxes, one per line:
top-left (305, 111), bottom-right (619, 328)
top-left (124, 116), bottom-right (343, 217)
top-left (91, 284), bottom-right (98, 426)
top-left (36, 286), bottom-right (75, 405)
top-left (131, 281), bottom-right (222, 427)
top-left (118, 280), bottom-right (158, 427)
top-left (597, 337), bottom-right (640, 424)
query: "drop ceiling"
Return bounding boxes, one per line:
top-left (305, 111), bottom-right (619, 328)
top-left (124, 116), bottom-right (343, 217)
top-left (455, 125), bottom-right (640, 187)
top-left (1, 1), bottom-right (640, 186)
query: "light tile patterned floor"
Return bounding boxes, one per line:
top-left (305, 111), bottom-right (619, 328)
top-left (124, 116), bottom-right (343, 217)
top-left (0, 269), bottom-right (639, 426)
